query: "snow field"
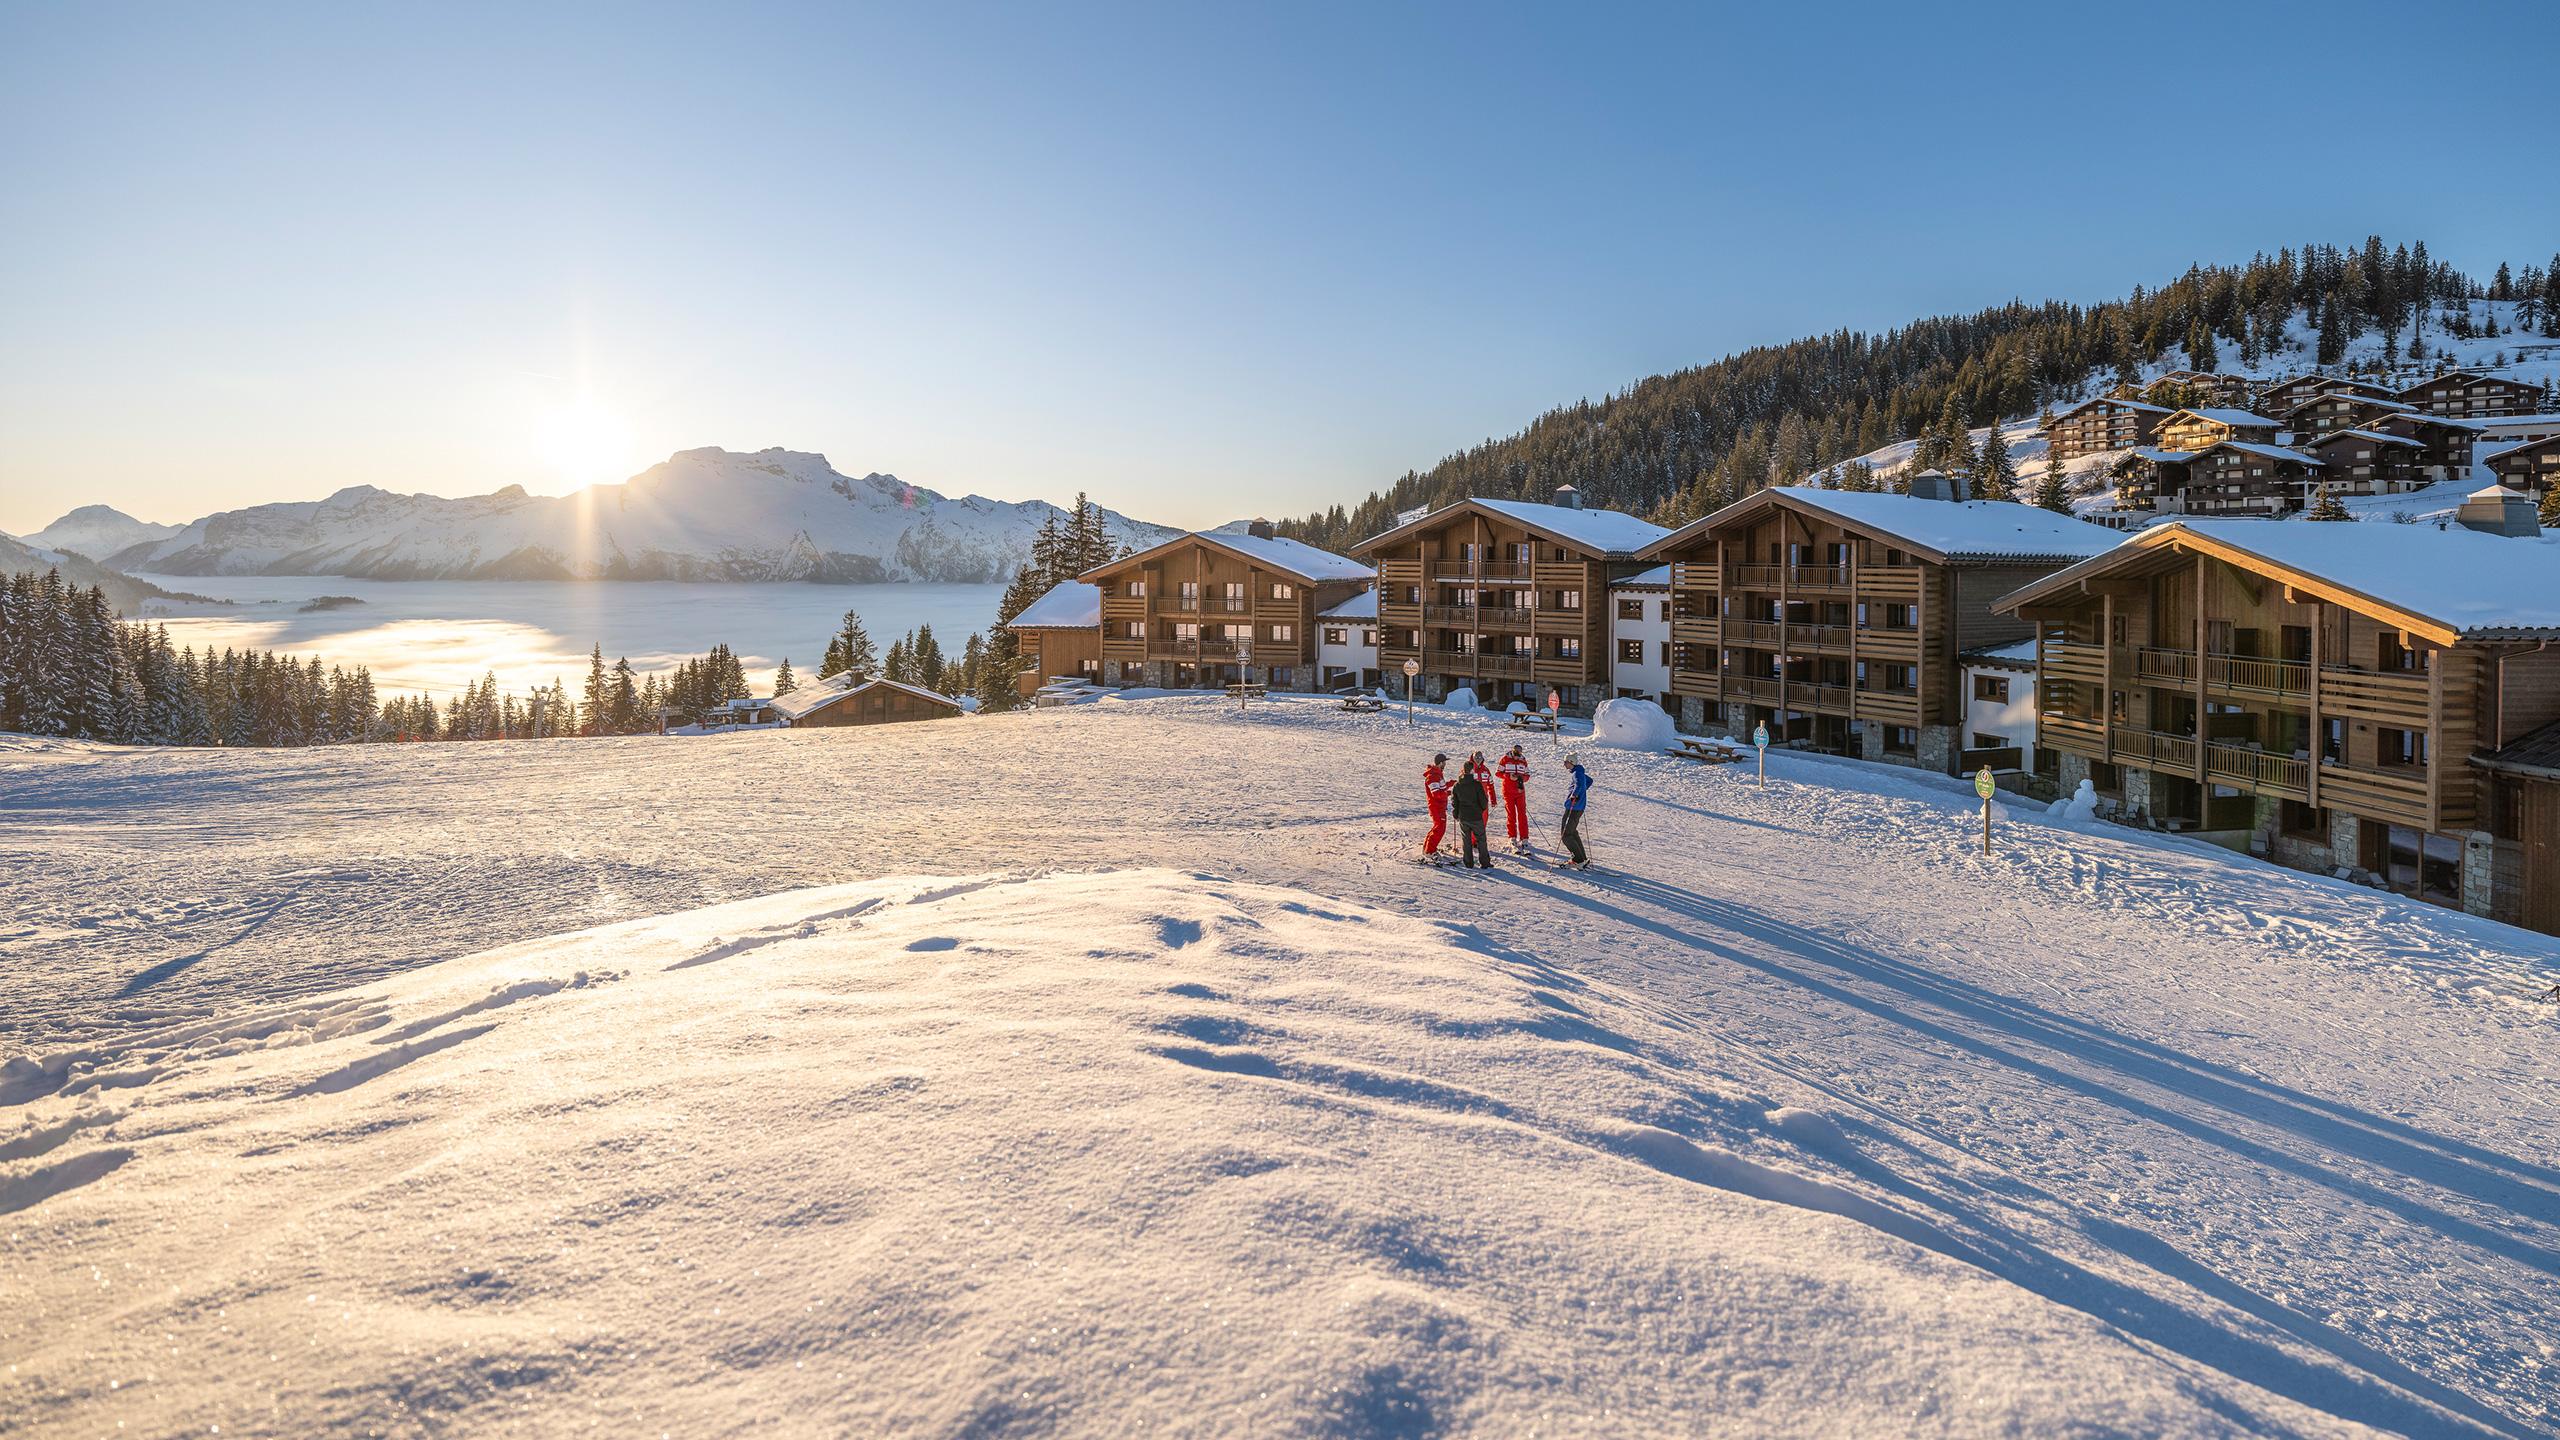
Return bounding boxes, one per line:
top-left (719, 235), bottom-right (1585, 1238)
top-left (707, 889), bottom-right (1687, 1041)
top-left (4, 694), bottom-right (2558, 1435)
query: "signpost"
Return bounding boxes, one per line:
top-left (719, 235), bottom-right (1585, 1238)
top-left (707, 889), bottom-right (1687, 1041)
top-left (1976, 765), bottom-right (1997, 855)
top-left (1752, 721), bottom-right (1769, 784)
top-left (1545, 689), bottom-right (1562, 745)
top-left (1403, 658), bottom-right (1421, 728)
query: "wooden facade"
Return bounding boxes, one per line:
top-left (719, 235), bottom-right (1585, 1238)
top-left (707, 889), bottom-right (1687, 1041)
top-left (1633, 489), bottom-right (2113, 771)
top-left (2151, 443), bottom-right (2323, 517)
top-left (2277, 391), bottom-right (2413, 441)
top-left (2044, 397), bottom-right (2167, 465)
top-left (1010, 625), bottom-right (1102, 694)
top-left (2482, 434), bottom-right (2560, 498)
top-left (2153, 408), bottom-right (2280, 453)
top-left (2358, 410), bottom-right (2476, 483)
top-left (1086, 530), bottom-right (1368, 690)
top-left (1350, 498), bottom-right (1660, 710)
top-left (2252, 374), bottom-right (2394, 416)
top-left (2397, 371), bottom-right (2545, 418)
top-left (1999, 526), bottom-right (2560, 931)
top-left (2296, 430), bottom-right (2425, 496)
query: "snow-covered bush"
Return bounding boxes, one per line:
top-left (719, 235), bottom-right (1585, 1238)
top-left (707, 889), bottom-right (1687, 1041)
top-left (1591, 698), bottom-right (1677, 751)
top-left (1443, 687), bottom-right (1480, 710)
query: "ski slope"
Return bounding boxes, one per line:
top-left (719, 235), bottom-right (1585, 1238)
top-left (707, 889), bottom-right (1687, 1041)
top-left (3, 698), bottom-right (2556, 1436)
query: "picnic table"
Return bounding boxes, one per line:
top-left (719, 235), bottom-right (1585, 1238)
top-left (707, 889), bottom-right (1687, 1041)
top-left (1666, 736), bottom-right (1745, 764)
top-left (1225, 682), bottom-right (1269, 701)
top-left (1338, 694), bottom-right (1384, 713)
top-left (1508, 711), bottom-right (1559, 732)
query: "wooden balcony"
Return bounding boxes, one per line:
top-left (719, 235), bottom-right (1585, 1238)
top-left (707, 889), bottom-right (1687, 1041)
top-left (1790, 623), bottom-right (1853, 652)
top-left (1725, 618), bottom-right (1783, 648)
top-left (1728, 675), bottom-right (1781, 704)
top-left (2205, 743), bottom-right (2309, 801)
top-left (1669, 615), bottom-right (1720, 647)
top-left (1669, 561), bottom-right (1721, 592)
top-left (1421, 603), bottom-right (1535, 630)
top-left (2317, 666), bottom-right (2429, 724)
top-left (1430, 562), bottom-right (1533, 584)
top-left (2109, 727), bottom-right (2198, 771)
top-left (2044, 641), bottom-right (2105, 684)
top-left (1428, 650), bottom-right (1535, 679)
top-left (2207, 654), bottom-right (2308, 699)
top-left (2313, 761), bottom-right (2432, 829)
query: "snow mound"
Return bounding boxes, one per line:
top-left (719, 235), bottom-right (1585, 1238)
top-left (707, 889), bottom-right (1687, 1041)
top-left (1590, 696), bottom-right (1677, 751)
top-left (0, 867), bottom-right (2318, 1436)
top-left (1442, 685), bottom-right (1480, 709)
top-left (2048, 778), bottom-right (2100, 823)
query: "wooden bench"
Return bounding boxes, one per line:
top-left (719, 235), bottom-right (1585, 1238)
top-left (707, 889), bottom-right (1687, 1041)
top-left (1338, 695), bottom-right (1384, 713)
top-left (1226, 683), bottom-right (1269, 701)
top-left (1508, 711), bottom-right (1559, 732)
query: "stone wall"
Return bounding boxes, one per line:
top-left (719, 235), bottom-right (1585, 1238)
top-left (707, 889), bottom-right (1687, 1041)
top-left (1916, 724), bottom-right (1955, 776)
top-left (2461, 830), bottom-right (2498, 918)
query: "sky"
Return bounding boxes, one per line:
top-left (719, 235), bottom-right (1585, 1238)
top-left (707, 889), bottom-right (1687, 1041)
top-left (4, 0), bottom-right (2556, 539)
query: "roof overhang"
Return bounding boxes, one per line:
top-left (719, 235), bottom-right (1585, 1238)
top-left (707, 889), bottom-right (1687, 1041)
top-left (1990, 523), bottom-right (2469, 646)
top-left (1350, 497), bottom-right (1634, 559)
top-left (1082, 532), bottom-right (1347, 585)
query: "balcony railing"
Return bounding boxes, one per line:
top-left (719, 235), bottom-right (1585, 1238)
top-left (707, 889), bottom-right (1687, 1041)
top-left (1428, 650), bottom-right (1535, 678)
top-left (2206, 743), bottom-right (2309, 797)
top-left (1420, 603), bottom-right (1538, 629)
top-left (1430, 561), bottom-right (1533, 583)
top-left (2207, 654), bottom-right (2309, 697)
top-left (2108, 727), bottom-right (2198, 770)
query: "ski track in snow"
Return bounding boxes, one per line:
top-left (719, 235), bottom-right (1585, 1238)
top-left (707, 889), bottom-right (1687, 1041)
top-left (3, 697), bottom-right (2557, 1436)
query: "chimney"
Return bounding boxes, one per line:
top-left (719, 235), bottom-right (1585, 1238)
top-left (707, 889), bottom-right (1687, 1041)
top-left (2455, 484), bottom-right (2539, 538)
top-left (1907, 468), bottom-right (1957, 502)
top-left (1553, 485), bottom-right (1583, 510)
top-left (1246, 518), bottom-right (1276, 539)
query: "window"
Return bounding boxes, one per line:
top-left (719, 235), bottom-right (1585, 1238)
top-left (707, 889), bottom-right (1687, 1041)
top-left (1271, 582), bottom-right (1295, 601)
top-left (1656, 641), bottom-right (1671, 667)
top-left (1618, 639), bottom-right (1645, 663)
top-left (1557, 589), bottom-right (1583, 610)
top-left (1972, 732), bottom-right (2009, 749)
top-left (1126, 579), bottom-right (1147, 598)
top-left (1884, 725), bottom-right (1919, 756)
top-left (2377, 727), bottom-right (2428, 768)
top-left (1360, 629), bottom-right (1376, 647)
top-left (1618, 598), bottom-right (1645, 620)
top-left (1973, 674), bottom-right (2011, 703)
top-left (1323, 627), bottom-right (1347, 646)
top-left (1179, 581), bottom-right (1199, 607)
top-left (1223, 582), bottom-right (1247, 611)
top-left (1173, 622), bottom-right (1199, 641)
top-left (1222, 624), bottom-right (1248, 641)
top-left (1268, 624), bottom-right (1294, 644)
top-left (1124, 621), bottom-right (1144, 640)
top-left (2379, 632), bottom-right (2429, 672)
top-left (2280, 800), bottom-right (2329, 841)
top-left (1558, 638), bottom-right (1582, 659)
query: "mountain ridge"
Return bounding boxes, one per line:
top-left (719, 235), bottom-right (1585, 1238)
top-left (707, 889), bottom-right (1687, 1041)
top-left (95, 447), bottom-right (1181, 584)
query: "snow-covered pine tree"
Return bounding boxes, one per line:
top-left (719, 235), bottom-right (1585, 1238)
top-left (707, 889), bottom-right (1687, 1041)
top-left (2305, 489), bottom-right (2353, 521)
top-left (1973, 428), bottom-right (2018, 503)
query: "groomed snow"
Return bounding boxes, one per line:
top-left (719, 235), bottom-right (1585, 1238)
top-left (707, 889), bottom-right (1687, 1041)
top-left (5, 697), bottom-right (2557, 1436)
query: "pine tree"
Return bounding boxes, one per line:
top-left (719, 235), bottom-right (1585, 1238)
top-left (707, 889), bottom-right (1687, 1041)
top-left (583, 644), bottom-right (608, 736)
top-left (1973, 428), bottom-right (2019, 502)
top-left (884, 638), bottom-right (911, 685)
top-left (2305, 489), bottom-right (2353, 521)
top-left (772, 657), bottom-right (796, 695)
top-left (2541, 485), bottom-right (2560, 530)
top-left (820, 609), bottom-right (877, 680)
top-left (2031, 463), bottom-right (2073, 514)
top-left (975, 641), bottom-right (1022, 713)
top-left (912, 625), bottom-right (946, 693)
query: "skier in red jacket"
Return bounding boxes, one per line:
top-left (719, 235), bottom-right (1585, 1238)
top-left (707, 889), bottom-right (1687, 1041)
top-left (1422, 753), bottom-right (1454, 860)
top-left (1496, 744), bottom-right (1532, 851)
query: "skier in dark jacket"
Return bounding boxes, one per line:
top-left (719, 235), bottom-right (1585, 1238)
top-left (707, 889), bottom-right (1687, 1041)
top-left (1450, 764), bottom-right (1493, 869)
top-left (1560, 753), bottom-right (1593, 870)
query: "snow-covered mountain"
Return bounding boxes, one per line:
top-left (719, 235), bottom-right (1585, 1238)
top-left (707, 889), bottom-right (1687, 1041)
top-left (0, 531), bottom-right (198, 613)
top-left (24, 504), bottom-right (181, 561)
top-left (104, 448), bottom-right (1181, 583)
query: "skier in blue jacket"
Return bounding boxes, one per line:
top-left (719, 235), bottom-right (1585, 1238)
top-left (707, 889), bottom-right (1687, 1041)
top-left (1560, 753), bottom-right (1593, 870)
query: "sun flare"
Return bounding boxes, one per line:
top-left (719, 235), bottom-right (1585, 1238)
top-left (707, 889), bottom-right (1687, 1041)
top-left (535, 399), bottom-right (632, 488)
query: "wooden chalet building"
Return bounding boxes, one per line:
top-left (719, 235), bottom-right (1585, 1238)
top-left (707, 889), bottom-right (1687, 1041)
top-left (2276, 390), bottom-right (2416, 442)
top-left (2358, 409), bottom-right (2477, 483)
top-left (1631, 483), bottom-right (2121, 772)
top-left (2295, 429), bottom-right (2425, 498)
top-left (1349, 489), bottom-right (1668, 714)
top-left (1995, 489), bottom-right (2560, 934)
top-left (2143, 371), bottom-right (2256, 408)
top-left (1004, 580), bottom-right (1103, 695)
top-left (2044, 396), bottom-right (2170, 465)
top-left (2481, 433), bottom-right (2560, 499)
top-left (2139, 441), bottom-right (2325, 517)
top-left (2396, 370), bottom-right (2546, 419)
top-left (2252, 373), bottom-right (2394, 416)
top-left (770, 675), bottom-right (966, 728)
top-left (2154, 407), bottom-right (2281, 453)
top-left (1086, 525), bottom-right (1371, 692)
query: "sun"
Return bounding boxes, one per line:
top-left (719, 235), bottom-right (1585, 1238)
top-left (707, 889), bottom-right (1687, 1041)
top-left (535, 399), bottom-right (632, 489)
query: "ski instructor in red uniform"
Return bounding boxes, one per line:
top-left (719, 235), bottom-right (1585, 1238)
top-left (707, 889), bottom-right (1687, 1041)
top-left (1496, 744), bottom-right (1532, 851)
top-left (1422, 752), bottom-right (1454, 861)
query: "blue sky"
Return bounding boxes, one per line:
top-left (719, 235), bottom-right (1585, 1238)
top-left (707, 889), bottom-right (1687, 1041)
top-left (4, 0), bottom-right (2554, 536)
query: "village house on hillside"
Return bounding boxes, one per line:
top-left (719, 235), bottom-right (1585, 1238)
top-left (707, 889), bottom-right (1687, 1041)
top-left (1631, 480), bottom-right (2120, 773)
top-left (2045, 396), bottom-right (2170, 466)
top-left (2395, 369), bottom-right (2546, 419)
top-left (2253, 373), bottom-right (2397, 415)
top-left (1350, 488), bottom-right (1667, 716)
top-left (1996, 488), bottom-right (2560, 935)
top-left (1083, 524), bottom-right (1371, 692)
top-left (1003, 580), bottom-right (1103, 695)
top-left (768, 674), bottom-right (967, 728)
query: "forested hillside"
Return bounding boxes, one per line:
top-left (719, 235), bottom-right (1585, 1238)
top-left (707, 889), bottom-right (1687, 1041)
top-left (1278, 239), bottom-right (2560, 547)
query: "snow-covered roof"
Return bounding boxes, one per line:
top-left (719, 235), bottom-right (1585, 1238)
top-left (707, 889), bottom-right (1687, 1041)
top-left (1649, 487), bottom-right (2123, 565)
top-left (769, 674), bottom-right (965, 721)
top-left (1999, 519), bottom-right (2560, 642)
top-left (2053, 396), bottom-right (2172, 418)
top-left (2478, 434), bottom-right (2560, 463)
top-left (1611, 565), bottom-right (1672, 590)
top-left (2133, 447), bottom-right (2201, 464)
top-left (1963, 639), bottom-right (2039, 668)
top-left (1009, 580), bottom-right (1102, 629)
top-left (2307, 429), bottom-right (2423, 451)
top-left (2215, 441), bottom-right (2324, 466)
top-left (2457, 413), bottom-right (2560, 434)
top-left (2173, 408), bottom-right (2280, 428)
top-left (1468, 498), bottom-right (1671, 556)
top-left (1317, 586), bottom-right (1378, 620)
top-left (1351, 496), bottom-right (1669, 559)
top-left (1095, 530), bottom-right (1370, 584)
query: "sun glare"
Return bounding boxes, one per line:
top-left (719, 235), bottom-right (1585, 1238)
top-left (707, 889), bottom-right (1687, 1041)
top-left (536, 399), bottom-right (632, 489)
